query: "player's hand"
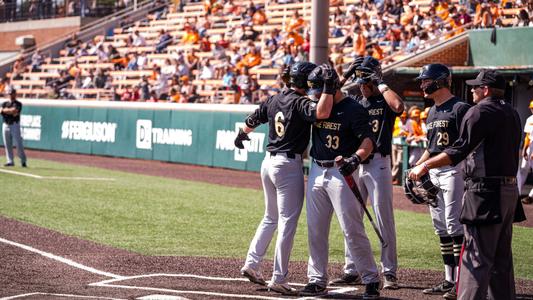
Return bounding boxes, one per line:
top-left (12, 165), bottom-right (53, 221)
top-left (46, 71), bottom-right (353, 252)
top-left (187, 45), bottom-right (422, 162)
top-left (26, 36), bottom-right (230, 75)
top-left (342, 57), bottom-right (364, 82)
top-left (408, 164), bottom-right (428, 181)
top-left (338, 154), bottom-right (361, 177)
top-left (370, 70), bottom-right (384, 85)
top-left (234, 128), bottom-right (250, 149)
top-left (321, 64), bottom-right (337, 95)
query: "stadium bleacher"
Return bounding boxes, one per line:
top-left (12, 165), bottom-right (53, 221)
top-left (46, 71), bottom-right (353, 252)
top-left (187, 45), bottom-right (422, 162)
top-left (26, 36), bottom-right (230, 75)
top-left (3, 0), bottom-right (532, 103)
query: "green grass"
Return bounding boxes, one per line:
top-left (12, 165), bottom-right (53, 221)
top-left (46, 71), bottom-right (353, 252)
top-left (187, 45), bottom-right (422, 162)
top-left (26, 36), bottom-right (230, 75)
top-left (1, 159), bottom-right (532, 279)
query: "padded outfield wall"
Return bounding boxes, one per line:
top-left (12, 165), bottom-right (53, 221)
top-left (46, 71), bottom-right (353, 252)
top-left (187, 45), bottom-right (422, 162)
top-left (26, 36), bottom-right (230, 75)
top-left (0, 100), bottom-right (268, 172)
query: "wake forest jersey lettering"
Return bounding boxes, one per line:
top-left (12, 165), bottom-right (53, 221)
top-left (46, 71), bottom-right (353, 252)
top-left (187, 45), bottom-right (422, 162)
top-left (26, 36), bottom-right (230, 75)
top-left (426, 96), bottom-right (470, 155)
top-left (354, 94), bottom-right (398, 156)
top-left (245, 89), bottom-right (317, 154)
top-left (311, 97), bottom-right (374, 160)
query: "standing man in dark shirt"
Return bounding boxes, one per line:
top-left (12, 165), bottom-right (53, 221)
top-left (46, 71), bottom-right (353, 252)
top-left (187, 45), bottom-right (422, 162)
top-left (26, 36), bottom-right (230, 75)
top-left (299, 65), bottom-right (381, 300)
top-left (234, 62), bottom-right (335, 295)
top-left (1, 88), bottom-right (27, 167)
top-left (409, 70), bottom-right (521, 300)
top-left (413, 64), bottom-right (470, 299)
top-left (329, 56), bottom-right (404, 290)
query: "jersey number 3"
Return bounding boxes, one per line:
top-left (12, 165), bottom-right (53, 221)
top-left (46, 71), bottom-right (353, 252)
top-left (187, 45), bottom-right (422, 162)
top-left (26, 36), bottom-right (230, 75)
top-left (275, 112), bottom-right (285, 137)
top-left (326, 135), bottom-right (340, 149)
top-left (437, 132), bottom-right (449, 146)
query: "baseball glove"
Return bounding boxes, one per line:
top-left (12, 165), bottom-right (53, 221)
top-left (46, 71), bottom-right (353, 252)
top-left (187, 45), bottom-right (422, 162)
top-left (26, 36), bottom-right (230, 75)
top-left (403, 171), bottom-right (440, 207)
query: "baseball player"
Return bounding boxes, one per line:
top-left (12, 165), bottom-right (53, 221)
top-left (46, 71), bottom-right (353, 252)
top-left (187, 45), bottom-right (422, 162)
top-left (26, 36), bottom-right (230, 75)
top-left (414, 64), bottom-right (470, 299)
top-left (329, 56), bottom-right (404, 290)
top-left (299, 65), bottom-right (381, 300)
top-left (1, 88), bottom-right (27, 167)
top-left (516, 99), bottom-right (533, 204)
top-left (234, 62), bottom-right (336, 295)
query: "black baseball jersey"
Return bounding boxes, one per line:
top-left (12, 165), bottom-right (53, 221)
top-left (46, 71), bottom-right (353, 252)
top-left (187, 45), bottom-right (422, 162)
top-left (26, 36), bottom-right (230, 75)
top-left (445, 97), bottom-right (521, 177)
top-left (310, 97), bottom-right (374, 160)
top-left (1, 100), bottom-right (22, 124)
top-left (245, 88), bottom-right (316, 154)
top-left (426, 97), bottom-right (470, 155)
top-left (353, 94), bottom-right (399, 156)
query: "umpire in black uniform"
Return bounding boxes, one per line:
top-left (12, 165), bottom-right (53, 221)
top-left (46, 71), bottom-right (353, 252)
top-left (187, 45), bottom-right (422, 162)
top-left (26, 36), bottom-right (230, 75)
top-left (408, 70), bottom-right (521, 300)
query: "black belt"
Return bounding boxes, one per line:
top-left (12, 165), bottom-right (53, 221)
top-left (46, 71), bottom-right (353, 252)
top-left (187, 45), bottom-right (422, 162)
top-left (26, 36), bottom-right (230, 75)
top-left (4, 122), bottom-right (18, 125)
top-left (467, 176), bottom-right (517, 185)
top-left (314, 159), bottom-right (335, 168)
top-left (270, 152), bottom-right (296, 159)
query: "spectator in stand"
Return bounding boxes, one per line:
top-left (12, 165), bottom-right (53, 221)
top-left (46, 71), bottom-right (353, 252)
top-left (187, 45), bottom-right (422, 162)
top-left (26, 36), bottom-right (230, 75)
top-left (197, 14), bottom-right (212, 37)
top-left (265, 28), bottom-right (282, 56)
top-left (0, 78), bottom-right (7, 96)
top-left (137, 52), bottom-right (148, 70)
top-left (11, 57), bottom-right (26, 80)
top-left (199, 58), bottom-right (215, 79)
top-left (258, 84), bottom-right (271, 103)
top-left (286, 10), bottom-right (305, 33)
top-left (153, 67), bottom-right (169, 100)
top-left (64, 33), bottom-right (82, 56)
top-left (514, 9), bottom-right (530, 26)
top-left (132, 30), bottom-right (147, 47)
top-left (391, 110), bottom-right (409, 185)
top-left (236, 46), bottom-right (261, 71)
top-left (236, 67), bottom-right (251, 91)
top-left (121, 88), bottom-right (133, 101)
top-left (82, 70), bottom-right (95, 89)
top-left (186, 85), bottom-right (201, 103)
top-left (140, 76), bottom-right (150, 101)
top-left (156, 29), bottom-right (173, 53)
top-left (456, 6), bottom-right (472, 26)
top-left (252, 6), bottom-right (267, 25)
top-left (353, 24), bottom-right (367, 57)
top-left (180, 76), bottom-right (193, 96)
top-left (168, 88), bottom-right (181, 102)
top-left (30, 49), bottom-right (44, 72)
top-left (181, 24), bottom-right (200, 45)
top-left (131, 86), bottom-right (140, 101)
top-left (93, 69), bottom-right (109, 89)
top-left (126, 53), bottom-right (138, 70)
top-left (197, 33), bottom-right (210, 50)
top-left (221, 66), bottom-right (235, 88)
top-left (406, 107), bottom-right (426, 166)
top-left (161, 58), bottom-right (177, 77)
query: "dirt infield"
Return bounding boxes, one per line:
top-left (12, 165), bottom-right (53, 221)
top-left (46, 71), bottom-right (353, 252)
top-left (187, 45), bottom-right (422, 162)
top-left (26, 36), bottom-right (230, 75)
top-left (1, 149), bottom-right (532, 299)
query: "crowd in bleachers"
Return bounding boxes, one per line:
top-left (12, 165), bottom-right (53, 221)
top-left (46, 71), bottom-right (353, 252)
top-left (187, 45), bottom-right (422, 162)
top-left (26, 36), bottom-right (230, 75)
top-left (3, 0), bottom-right (533, 103)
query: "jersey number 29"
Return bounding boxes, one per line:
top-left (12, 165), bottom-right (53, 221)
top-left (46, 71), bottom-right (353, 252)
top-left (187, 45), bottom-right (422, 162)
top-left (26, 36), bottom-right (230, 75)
top-left (275, 112), bottom-right (285, 137)
top-left (437, 132), bottom-right (449, 146)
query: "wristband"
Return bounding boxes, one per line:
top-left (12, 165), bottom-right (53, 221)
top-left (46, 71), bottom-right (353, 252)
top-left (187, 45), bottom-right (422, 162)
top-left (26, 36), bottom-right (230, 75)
top-left (378, 83), bottom-right (390, 94)
top-left (422, 162), bottom-right (430, 172)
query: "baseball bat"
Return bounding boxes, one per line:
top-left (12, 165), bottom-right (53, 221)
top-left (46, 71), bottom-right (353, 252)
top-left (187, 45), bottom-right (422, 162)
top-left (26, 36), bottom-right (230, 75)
top-left (335, 156), bottom-right (387, 248)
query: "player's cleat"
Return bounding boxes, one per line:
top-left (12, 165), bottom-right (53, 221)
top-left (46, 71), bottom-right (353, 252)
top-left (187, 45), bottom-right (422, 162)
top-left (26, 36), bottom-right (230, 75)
top-left (3, 163), bottom-right (14, 167)
top-left (240, 266), bottom-right (266, 286)
top-left (22, 162), bottom-right (27, 168)
top-left (383, 274), bottom-right (399, 290)
top-left (329, 273), bottom-right (362, 285)
top-left (363, 281), bottom-right (381, 300)
top-left (443, 284), bottom-right (457, 300)
top-left (267, 282), bottom-right (298, 295)
top-left (423, 280), bottom-right (454, 294)
top-left (299, 282), bottom-right (328, 296)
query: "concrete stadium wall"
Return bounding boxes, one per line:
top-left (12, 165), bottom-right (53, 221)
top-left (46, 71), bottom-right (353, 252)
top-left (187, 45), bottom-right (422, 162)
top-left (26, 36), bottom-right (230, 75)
top-left (468, 27), bottom-right (533, 66)
top-left (0, 100), bottom-right (268, 172)
top-left (0, 17), bottom-right (81, 51)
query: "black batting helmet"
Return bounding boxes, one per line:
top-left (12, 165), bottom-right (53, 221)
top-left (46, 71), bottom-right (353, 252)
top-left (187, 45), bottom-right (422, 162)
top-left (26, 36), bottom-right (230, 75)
top-left (307, 64), bottom-right (341, 95)
top-left (289, 62), bottom-right (317, 90)
top-left (415, 64), bottom-right (451, 94)
top-left (403, 171), bottom-right (440, 207)
top-left (354, 56), bottom-right (382, 85)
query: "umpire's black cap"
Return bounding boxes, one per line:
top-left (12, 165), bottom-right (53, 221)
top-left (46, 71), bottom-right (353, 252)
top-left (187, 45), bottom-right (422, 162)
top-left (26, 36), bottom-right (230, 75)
top-left (466, 69), bottom-right (506, 90)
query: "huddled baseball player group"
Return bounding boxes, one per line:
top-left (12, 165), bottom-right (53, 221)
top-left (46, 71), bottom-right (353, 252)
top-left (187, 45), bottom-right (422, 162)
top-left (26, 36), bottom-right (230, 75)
top-left (235, 58), bottom-right (526, 299)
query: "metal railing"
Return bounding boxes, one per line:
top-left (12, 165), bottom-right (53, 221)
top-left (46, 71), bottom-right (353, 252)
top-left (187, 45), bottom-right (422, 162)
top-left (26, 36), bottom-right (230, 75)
top-left (0, 0), bottom-right (125, 23)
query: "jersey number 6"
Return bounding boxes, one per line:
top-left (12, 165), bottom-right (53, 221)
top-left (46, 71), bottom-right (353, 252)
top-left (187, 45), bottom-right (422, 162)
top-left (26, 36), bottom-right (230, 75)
top-left (275, 112), bottom-right (285, 137)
